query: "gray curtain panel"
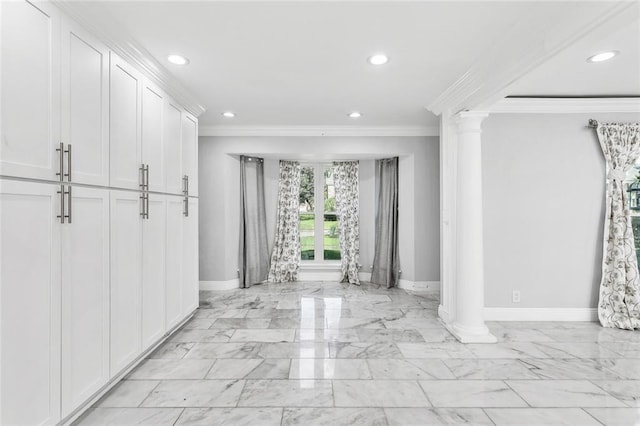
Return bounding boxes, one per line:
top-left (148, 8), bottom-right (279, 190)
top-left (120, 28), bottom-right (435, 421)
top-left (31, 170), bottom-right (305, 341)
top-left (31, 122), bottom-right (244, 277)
top-left (371, 157), bottom-right (400, 288)
top-left (239, 156), bottom-right (270, 288)
top-left (596, 122), bottom-right (640, 329)
top-left (334, 161), bottom-right (361, 285)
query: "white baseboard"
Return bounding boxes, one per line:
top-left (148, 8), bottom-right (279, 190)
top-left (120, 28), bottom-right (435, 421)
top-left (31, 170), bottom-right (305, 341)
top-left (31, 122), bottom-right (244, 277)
top-left (200, 279), bottom-right (239, 291)
top-left (484, 307), bottom-right (598, 322)
top-left (398, 280), bottom-right (440, 291)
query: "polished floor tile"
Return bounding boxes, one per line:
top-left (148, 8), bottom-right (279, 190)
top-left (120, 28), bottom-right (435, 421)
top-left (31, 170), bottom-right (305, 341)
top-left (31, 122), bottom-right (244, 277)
top-left (95, 381), bottom-right (159, 408)
top-left (175, 408), bottom-right (282, 426)
top-left (419, 380), bottom-right (528, 408)
top-left (506, 380), bottom-right (627, 407)
top-left (80, 281), bottom-right (634, 425)
top-left (282, 408), bottom-right (387, 426)
top-left (78, 408), bottom-right (183, 425)
top-left (239, 379), bottom-right (333, 407)
top-left (384, 408), bottom-right (493, 425)
top-left (334, 379), bottom-right (431, 407)
top-left (140, 380), bottom-right (245, 407)
top-left (484, 408), bottom-right (602, 425)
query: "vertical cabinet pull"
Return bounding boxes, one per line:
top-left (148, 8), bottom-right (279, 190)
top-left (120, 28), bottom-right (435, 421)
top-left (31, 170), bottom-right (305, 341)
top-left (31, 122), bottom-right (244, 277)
top-left (140, 193), bottom-right (147, 219)
top-left (64, 144), bottom-right (72, 182)
top-left (57, 185), bottom-right (66, 224)
top-left (139, 164), bottom-right (146, 190)
top-left (183, 175), bottom-right (189, 217)
top-left (144, 164), bottom-right (149, 191)
top-left (146, 192), bottom-right (150, 220)
top-left (65, 186), bottom-right (72, 224)
top-left (56, 142), bottom-right (64, 182)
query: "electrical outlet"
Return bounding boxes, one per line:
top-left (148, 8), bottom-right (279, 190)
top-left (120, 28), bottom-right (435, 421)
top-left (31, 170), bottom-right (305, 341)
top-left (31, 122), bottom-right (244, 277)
top-left (512, 290), bottom-right (521, 303)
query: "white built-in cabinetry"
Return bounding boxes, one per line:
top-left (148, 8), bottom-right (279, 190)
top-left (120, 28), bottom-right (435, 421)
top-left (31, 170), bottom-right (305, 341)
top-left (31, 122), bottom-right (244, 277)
top-left (0, 1), bottom-right (200, 424)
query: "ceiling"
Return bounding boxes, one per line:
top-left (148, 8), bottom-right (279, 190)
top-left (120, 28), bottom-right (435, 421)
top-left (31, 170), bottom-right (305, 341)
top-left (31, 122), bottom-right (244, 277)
top-left (77, 1), bottom-right (639, 128)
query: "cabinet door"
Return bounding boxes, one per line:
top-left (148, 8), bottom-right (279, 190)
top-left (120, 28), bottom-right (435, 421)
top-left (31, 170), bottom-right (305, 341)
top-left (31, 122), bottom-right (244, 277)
top-left (110, 190), bottom-right (142, 374)
top-left (164, 101), bottom-right (183, 195)
top-left (142, 194), bottom-right (166, 348)
top-left (61, 17), bottom-right (109, 186)
top-left (110, 53), bottom-right (142, 190)
top-left (182, 198), bottom-right (199, 315)
top-left (181, 113), bottom-right (198, 196)
top-left (0, 180), bottom-right (61, 425)
top-left (0, 1), bottom-right (60, 180)
top-left (61, 187), bottom-right (110, 417)
top-left (142, 80), bottom-right (165, 192)
top-left (166, 196), bottom-right (184, 329)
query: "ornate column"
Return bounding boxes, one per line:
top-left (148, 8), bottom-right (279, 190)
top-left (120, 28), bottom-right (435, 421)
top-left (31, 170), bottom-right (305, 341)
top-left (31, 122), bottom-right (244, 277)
top-left (446, 111), bottom-right (496, 343)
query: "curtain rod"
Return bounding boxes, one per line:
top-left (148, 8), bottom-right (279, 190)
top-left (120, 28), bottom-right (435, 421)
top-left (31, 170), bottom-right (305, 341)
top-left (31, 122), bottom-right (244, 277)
top-left (588, 119), bottom-right (598, 128)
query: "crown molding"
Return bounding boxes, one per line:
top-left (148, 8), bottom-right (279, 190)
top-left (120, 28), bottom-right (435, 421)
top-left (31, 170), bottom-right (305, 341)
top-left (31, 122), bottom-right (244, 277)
top-left (427, 2), bottom-right (636, 117)
top-left (52, 0), bottom-right (206, 117)
top-left (198, 125), bottom-right (439, 137)
top-left (488, 97), bottom-right (640, 114)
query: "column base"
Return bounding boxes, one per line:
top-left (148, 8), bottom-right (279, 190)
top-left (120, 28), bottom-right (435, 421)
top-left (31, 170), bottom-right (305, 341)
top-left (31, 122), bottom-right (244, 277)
top-left (445, 321), bottom-right (497, 344)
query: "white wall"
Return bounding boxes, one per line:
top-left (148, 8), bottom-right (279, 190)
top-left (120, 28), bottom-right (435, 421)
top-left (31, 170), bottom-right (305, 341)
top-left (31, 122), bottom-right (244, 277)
top-left (198, 136), bottom-right (440, 284)
top-left (482, 112), bottom-right (640, 309)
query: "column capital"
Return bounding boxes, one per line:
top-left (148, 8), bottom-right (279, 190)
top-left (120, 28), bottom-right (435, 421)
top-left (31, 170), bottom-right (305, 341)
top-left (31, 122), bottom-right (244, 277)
top-left (456, 111), bottom-right (489, 134)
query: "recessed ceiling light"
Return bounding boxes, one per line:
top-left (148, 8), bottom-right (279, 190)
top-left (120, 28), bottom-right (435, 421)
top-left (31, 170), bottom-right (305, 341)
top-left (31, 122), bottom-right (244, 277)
top-left (348, 112), bottom-right (362, 118)
top-left (587, 51), bottom-right (618, 63)
top-left (222, 111), bottom-right (235, 118)
top-left (368, 54), bottom-right (389, 65)
top-left (167, 54), bottom-right (189, 65)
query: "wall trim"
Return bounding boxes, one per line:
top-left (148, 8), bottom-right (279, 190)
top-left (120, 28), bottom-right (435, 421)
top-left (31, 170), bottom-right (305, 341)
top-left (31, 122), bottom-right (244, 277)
top-left (489, 97), bottom-right (640, 114)
top-left (484, 307), bottom-right (598, 322)
top-left (52, 0), bottom-right (206, 117)
top-left (200, 279), bottom-right (239, 291)
top-left (398, 280), bottom-right (440, 292)
top-left (199, 125), bottom-right (439, 137)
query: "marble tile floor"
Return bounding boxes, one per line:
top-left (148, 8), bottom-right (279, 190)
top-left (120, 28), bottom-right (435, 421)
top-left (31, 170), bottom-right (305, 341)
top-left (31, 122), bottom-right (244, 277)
top-left (76, 281), bottom-right (640, 425)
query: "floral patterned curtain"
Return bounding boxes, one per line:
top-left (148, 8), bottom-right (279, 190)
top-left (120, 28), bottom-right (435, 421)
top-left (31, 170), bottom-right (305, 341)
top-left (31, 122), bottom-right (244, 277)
top-left (597, 122), bottom-right (640, 330)
top-left (268, 160), bottom-right (302, 283)
top-left (334, 161), bottom-right (360, 285)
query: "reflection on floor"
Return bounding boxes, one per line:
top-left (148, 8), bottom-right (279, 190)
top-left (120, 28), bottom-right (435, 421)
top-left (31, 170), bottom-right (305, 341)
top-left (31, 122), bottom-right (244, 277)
top-left (77, 281), bottom-right (640, 425)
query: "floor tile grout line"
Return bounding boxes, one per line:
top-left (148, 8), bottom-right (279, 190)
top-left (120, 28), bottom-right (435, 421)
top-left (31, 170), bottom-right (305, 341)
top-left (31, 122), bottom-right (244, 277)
top-left (170, 408), bottom-right (186, 426)
top-left (136, 381), bottom-right (163, 408)
top-left (581, 407), bottom-right (607, 426)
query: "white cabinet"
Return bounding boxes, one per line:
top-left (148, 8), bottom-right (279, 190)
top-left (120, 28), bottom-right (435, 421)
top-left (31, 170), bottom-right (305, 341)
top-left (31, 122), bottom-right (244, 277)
top-left (142, 194), bottom-right (167, 347)
top-left (60, 187), bottom-right (110, 417)
top-left (164, 101), bottom-right (183, 195)
top-left (181, 113), bottom-right (199, 196)
top-left (0, 1), bottom-right (60, 180)
top-left (1, 2), bottom-right (200, 423)
top-left (61, 17), bottom-right (110, 186)
top-left (110, 190), bottom-right (143, 374)
top-left (0, 180), bottom-right (61, 425)
top-left (183, 198), bottom-right (199, 314)
top-left (110, 53), bottom-right (142, 190)
top-left (166, 195), bottom-right (184, 329)
top-left (142, 80), bottom-right (166, 193)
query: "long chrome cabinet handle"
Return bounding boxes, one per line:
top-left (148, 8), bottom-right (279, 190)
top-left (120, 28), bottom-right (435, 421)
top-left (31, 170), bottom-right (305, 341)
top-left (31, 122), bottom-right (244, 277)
top-left (65, 186), bottom-right (72, 223)
top-left (57, 184), bottom-right (65, 224)
top-left (145, 192), bottom-right (150, 220)
top-left (64, 144), bottom-right (72, 182)
top-left (139, 164), bottom-right (146, 190)
top-left (183, 195), bottom-right (189, 217)
top-left (140, 193), bottom-right (146, 218)
top-left (186, 175), bottom-right (189, 195)
top-left (56, 142), bottom-right (64, 182)
top-left (144, 164), bottom-right (149, 191)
